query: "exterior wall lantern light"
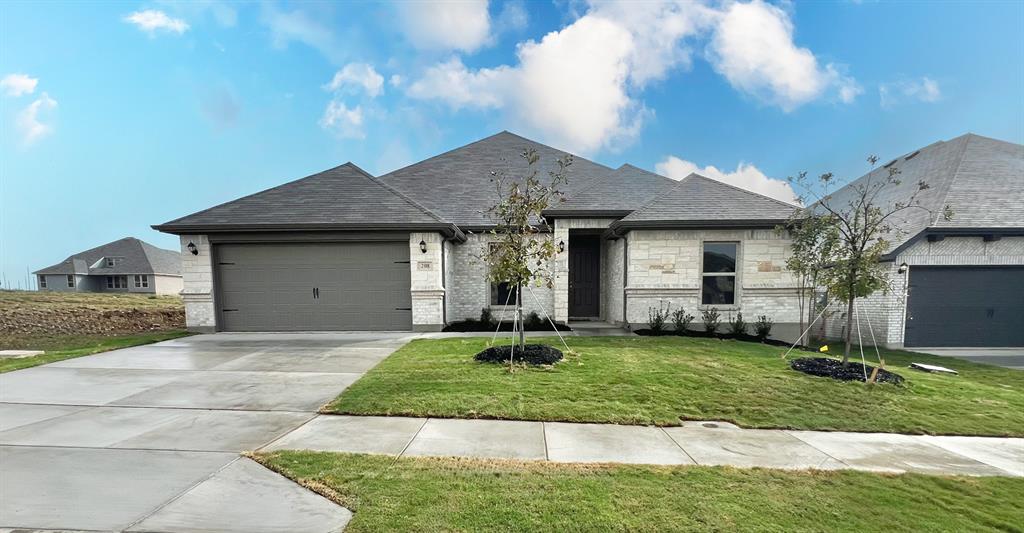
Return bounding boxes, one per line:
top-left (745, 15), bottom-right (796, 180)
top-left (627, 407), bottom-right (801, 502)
top-left (187, 241), bottom-right (199, 256)
top-left (419, 240), bottom-right (428, 254)
top-left (557, 240), bottom-right (565, 253)
top-left (898, 262), bottom-right (908, 274)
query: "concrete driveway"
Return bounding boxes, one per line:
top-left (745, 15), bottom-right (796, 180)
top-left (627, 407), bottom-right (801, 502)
top-left (911, 347), bottom-right (1024, 370)
top-left (0, 332), bottom-right (414, 532)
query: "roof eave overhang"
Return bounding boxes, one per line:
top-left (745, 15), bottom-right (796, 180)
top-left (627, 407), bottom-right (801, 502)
top-left (152, 222), bottom-right (468, 243)
top-left (606, 219), bottom-right (787, 238)
top-left (881, 226), bottom-right (1024, 261)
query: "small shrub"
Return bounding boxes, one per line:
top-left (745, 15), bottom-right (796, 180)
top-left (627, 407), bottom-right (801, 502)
top-left (754, 315), bottom-right (774, 339)
top-left (647, 302), bottom-right (671, 332)
top-left (671, 308), bottom-right (694, 333)
top-left (728, 311), bottom-right (747, 335)
top-left (479, 308), bottom-right (495, 328)
top-left (701, 307), bottom-right (721, 334)
top-left (525, 311), bottom-right (543, 330)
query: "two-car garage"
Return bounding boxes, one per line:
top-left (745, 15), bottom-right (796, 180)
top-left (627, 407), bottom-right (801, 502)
top-left (904, 266), bottom-right (1024, 347)
top-left (214, 242), bottom-right (412, 332)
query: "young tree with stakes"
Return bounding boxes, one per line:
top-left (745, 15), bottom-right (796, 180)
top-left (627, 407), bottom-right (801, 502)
top-left (482, 148), bottom-right (572, 352)
top-left (790, 156), bottom-right (952, 365)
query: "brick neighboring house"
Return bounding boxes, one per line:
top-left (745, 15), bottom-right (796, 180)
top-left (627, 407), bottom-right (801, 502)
top-left (33, 237), bottom-right (183, 295)
top-left (155, 131), bottom-right (805, 335)
top-left (819, 133), bottom-right (1024, 349)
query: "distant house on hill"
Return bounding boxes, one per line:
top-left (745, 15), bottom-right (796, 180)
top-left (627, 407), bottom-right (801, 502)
top-left (33, 237), bottom-right (182, 295)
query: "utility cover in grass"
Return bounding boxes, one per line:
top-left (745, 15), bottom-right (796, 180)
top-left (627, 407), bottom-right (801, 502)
top-left (790, 357), bottom-right (904, 384)
top-left (475, 344), bottom-right (563, 365)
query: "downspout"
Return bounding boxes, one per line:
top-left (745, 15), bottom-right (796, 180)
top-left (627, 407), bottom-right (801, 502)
top-left (622, 235), bottom-right (629, 328)
top-left (441, 239), bottom-right (447, 325)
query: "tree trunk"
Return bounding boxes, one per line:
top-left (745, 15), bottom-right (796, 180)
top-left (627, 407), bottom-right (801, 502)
top-left (843, 296), bottom-right (854, 366)
top-left (517, 284), bottom-right (525, 351)
top-left (796, 279), bottom-right (806, 346)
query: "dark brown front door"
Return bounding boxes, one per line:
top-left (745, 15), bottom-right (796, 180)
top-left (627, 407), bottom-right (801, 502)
top-left (569, 235), bottom-right (600, 317)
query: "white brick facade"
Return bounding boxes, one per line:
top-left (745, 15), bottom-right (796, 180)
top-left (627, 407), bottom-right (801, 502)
top-left (821, 235), bottom-right (1024, 348)
top-left (446, 233), bottom-right (557, 323)
top-left (179, 234), bottom-right (216, 332)
top-left (410, 232), bottom-right (445, 331)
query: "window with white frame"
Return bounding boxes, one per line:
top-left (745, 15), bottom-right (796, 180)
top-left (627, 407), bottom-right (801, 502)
top-left (134, 274), bottom-right (149, 288)
top-left (67, 275), bottom-right (75, 288)
top-left (39, 276), bottom-right (47, 289)
top-left (105, 257), bottom-right (116, 267)
top-left (106, 275), bottom-right (128, 289)
top-left (701, 242), bottom-right (738, 305)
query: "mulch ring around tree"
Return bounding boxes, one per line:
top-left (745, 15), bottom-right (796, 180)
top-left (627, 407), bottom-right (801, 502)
top-left (790, 357), bottom-right (904, 384)
top-left (475, 344), bottom-right (564, 366)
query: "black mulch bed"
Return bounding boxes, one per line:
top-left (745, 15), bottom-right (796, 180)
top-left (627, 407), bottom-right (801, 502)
top-left (633, 329), bottom-right (806, 349)
top-left (475, 344), bottom-right (564, 365)
top-left (444, 320), bottom-right (572, 333)
top-left (790, 357), bottom-right (904, 384)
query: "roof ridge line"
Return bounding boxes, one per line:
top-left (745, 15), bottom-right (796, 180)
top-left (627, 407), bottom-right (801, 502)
top-left (932, 134), bottom-right (973, 225)
top-left (688, 173), bottom-right (800, 207)
top-left (622, 173), bottom-right (693, 219)
top-left (362, 172), bottom-right (452, 225)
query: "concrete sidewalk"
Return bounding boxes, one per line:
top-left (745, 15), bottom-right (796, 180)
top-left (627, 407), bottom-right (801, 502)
top-left (263, 415), bottom-right (1024, 477)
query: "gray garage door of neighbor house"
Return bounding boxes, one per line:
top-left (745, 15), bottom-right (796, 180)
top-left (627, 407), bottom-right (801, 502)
top-left (905, 266), bottom-right (1024, 347)
top-left (215, 242), bottom-right (412, 331)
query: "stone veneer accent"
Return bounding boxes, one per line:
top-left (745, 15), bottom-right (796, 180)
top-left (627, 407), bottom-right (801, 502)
top-left (178, 234), bottom-right (216, 333)
top-left (821, 235), bottom-right (1024, 348)
top-left (622, 228), bottom-right (801, 338)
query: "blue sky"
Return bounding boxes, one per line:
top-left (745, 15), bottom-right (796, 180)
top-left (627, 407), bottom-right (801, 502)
top-left (2, 0), bottom-right (1022, 288)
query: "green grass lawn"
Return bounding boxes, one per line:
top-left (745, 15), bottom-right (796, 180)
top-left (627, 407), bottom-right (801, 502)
top-left (326, 336), bottom-right (1024, 436)
top-left (0, 331), bottom-right (190, 373)
top-left (255, 451), bottom-right (1024, 532)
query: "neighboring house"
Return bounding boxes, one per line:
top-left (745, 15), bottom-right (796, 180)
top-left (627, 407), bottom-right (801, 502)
top-left (154, 131), bottom-right (802, 334)
top-left (33, 237), bottom-right (183, 296)
top-left (819, 133), bottom-right (1024, 348)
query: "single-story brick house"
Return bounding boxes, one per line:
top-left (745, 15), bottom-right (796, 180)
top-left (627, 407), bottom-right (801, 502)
top-left (819, 133), bottom-right (1024, 348)
top-left (33, 237), bottom-right (183, 295)
top-left (154, 131), bottom-right (805, 335)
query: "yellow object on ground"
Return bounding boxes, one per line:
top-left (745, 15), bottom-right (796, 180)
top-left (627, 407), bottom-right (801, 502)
top-left (819, 345), bottom-right (829, 353)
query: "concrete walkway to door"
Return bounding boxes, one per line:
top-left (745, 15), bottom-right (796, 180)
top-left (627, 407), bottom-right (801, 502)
top-left (263, 415), bottom-right (1023, 477)
top-left (0, 332), bottom-right (415, 533)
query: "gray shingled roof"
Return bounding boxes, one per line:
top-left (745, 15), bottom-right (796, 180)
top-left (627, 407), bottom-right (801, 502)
top-left (548, 164), bottom-right (678, 215)
top-left (377, 131), bottom-right (616, 227)
top-left (609, 174), bottom-right (798, 233)
top-left (154, 163), bottom-right (463, 238)
top-left (819, 133), bottom-right (1024, 255)
top-left (34, 237), bottom-right (181, 276)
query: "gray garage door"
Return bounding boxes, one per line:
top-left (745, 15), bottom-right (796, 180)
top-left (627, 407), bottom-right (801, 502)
top-left (215, 242), bottom-right (412, 331)
top-left (905, 266), bottom-right (1024, 347)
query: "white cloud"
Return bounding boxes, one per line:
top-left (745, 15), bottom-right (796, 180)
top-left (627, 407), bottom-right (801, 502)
top-left (406, 13), bottom-right (659, 153)
top-left (389, 74), bottom-right (403, 87)
top-left (16, 92), bottom-right (58, 146)
top-left (399, 0), bottom-right (491, 52)
top-left (407, 57), bottom-right (511, 110)
top-left (319, 100), bottom-right (365, 139)
top-left (1, 73), bottom-right (38, 97)
top-left (261, 4), bottom-right (343, 63)
top-left (123, 9), bottom-right (189, 35)
top-left (325, 63), bottom-right (384, 98)
top-left (879, 77), bottom-right (941, 108)
top-left (406, 0), bottom-right (855, 153)
top-left (656, 155), bottom-right (798, 204)
top-left (707, 0), bottom-right (857, 110)
top-left (497, 0), bottom-right (529, 32)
